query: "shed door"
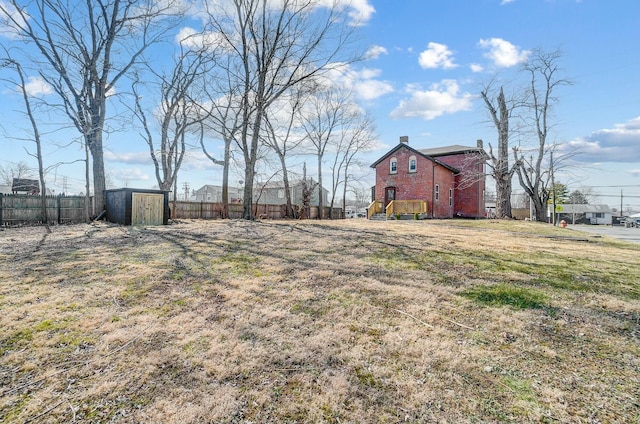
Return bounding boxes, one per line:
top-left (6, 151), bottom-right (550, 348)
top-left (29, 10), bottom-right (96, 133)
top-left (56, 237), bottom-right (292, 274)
top-left (132, 193), bottom-right (164, 226)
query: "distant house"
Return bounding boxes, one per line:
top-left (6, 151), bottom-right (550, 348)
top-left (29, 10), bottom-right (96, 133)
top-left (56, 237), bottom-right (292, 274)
top-left (369, 136), bottom-right (486, 219)
top-left (550, 204), bottom-right (613, 225)
top-left (12, 178), bottom-right (40, 195)
top-left (193, 185), bottom-right (244, 203)
top-left (254, 179), bottom-right (329, 207)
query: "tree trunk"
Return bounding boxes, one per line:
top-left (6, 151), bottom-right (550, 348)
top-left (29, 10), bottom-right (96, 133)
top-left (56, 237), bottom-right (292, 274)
top-left (242, 163), bottom-right (255, 220)
top-left (342, 175), bottom-right (349, 219)
top-left (317, 155), bottom-right (323, 219)
top-left (84, 141), bottom-right (91, 223)
top-left (222, 138), bottom-right (230, 219)
top-left (88, 131), bottom-right (106, 216)
top-left (495, 174), bottom-right (512, 219)
top-left (482, 86), bottom-right (515, 219)
top-left (533, 196), bottom-right (546, 222)
top-left (277, 153), bottom-right (294, 218)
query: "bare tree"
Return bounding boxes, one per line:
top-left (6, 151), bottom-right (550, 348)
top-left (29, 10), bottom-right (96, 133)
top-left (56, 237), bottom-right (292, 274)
top-left (300, 88), bottom-right (353, 219)
top-left (348, 183), bottom-right (372, 210)
top-left (514, 49), bottom-right (572, 222)
top-left (263, 91), bottom-right (307, 218)
top-left (481, 84), bottom-right (520, 218)
top-left (329, 110), bottom-right (376, 216)
top-left (198, 67), bottom-right (247, 219)
top-left (0, 160), bottom-right (33, 186)
top-left (200, 0), bottom-right (360, 219)
top-left (0, 0), bottom-right (180, 215)
top-left (299, 162), bottom-right (317, 220)
top-left (131, 46), bottom-right (209, 192)
top-left (1, 56), bottom-right (49, 225)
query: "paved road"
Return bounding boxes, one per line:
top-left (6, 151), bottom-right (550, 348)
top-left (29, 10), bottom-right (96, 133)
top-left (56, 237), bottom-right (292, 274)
top-left (566, 224), bottom-right (640, 244)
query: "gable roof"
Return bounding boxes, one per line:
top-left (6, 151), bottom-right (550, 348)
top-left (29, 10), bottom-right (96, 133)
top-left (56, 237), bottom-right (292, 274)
top-left (370, 143), bottom-right (459, 173)
top-left (419, 144), bottom-right (487, 157)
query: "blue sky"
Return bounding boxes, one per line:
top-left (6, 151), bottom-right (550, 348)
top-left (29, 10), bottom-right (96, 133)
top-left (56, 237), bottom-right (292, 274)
top-left (1, 0), bottom-right (639, 211)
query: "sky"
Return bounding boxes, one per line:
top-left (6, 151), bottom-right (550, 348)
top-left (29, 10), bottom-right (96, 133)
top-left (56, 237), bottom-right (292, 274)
top-left (1, 0), bottom-right (639, 212)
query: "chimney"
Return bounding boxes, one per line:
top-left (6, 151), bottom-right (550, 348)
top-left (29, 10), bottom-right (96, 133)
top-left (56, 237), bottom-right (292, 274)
top-left (477, 139), bottom-right (483, 149)
top-left (400, 136), bottom-right (409, 144)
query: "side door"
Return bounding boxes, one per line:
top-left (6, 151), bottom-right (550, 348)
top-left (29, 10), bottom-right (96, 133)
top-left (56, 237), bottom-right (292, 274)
top-left (384, 186), bottom-right (396, 208)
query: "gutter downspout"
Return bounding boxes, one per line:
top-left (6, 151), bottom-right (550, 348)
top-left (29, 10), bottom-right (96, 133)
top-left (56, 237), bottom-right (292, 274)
top-left (431, 164), bottom-right (435, 218)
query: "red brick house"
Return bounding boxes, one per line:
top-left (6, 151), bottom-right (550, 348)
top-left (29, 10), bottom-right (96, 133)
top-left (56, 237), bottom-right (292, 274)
top-left (369, 137), bottom-right (486, 219)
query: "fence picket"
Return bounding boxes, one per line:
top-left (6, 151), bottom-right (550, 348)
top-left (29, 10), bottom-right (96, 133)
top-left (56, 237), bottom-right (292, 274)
top-left (0, 194), bottom-right (88, 226)
top-left (0, 194), bottom-right (344, 225)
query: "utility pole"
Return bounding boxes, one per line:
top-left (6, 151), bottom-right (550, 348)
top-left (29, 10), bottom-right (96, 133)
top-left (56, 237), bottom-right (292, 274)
top-left (620, 189), bottom-right (623, 216)
top-left (183, 182), bottom-right (190, 201)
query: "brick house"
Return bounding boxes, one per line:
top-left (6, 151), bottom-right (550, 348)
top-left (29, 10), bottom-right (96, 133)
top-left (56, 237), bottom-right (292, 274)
top-left (369, 136), bottom-right (486, 219)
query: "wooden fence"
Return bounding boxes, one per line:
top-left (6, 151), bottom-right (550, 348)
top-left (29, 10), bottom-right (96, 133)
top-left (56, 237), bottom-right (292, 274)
top-left (170, 201), bottom-right (342, 220)
top-left (0, 194), bottom-right (89, 226)
top-left (0, 194), bottom-right (343, 225)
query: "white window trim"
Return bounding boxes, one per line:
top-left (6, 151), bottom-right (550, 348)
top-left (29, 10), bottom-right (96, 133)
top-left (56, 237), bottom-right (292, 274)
top-left (390, 157), bottom-right (397, 174)
top-left (409, 155), bottom-right (417, 173)
top-left (435, 184), bottom-right (440, 201)
top-left (449, 188), bottom-right (453, 206)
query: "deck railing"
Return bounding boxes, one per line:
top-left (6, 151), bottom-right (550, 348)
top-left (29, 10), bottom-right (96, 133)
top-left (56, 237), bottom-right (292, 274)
top-left (385, 200), bottom-right (428, 220)
top-left (367, 200), bottom-right (383, 219)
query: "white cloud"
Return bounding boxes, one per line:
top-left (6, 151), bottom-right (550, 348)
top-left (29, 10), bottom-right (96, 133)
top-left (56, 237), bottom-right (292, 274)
top-left (22, 77), bottom-right (53, 96)
top-left (175, 26), bottom-right (230, 51)
top-left (561, 116), bottom-right (640, 163)
top-left (365, 45), bottom-right (387, 60)
top-left (418, 42), bottom-right (457, 70)
top-left (390, 80), bottom-right (473, 120)
top-left (112, 167), bottom-right (151, 186)
top-left (355, 78), bottom-right (394, 101)
top-left (478, 38), bottom-right (529, 68)
top-left (629, 169), bottom-right (640, 178)
top-left (105, 151), bottom-right (150, 165)
top-left (323, 65), bottom-right (393, 101)
top-left (341, 0), bottom-right (376, 25)
top-left (0, 1), bottom-right (28, 40)
top-left (315, 0), bottom-right (375, 25)
top-left (500, 0), bottom-right (515, 5)
top-left (470, 63), bottom-right (484, 73)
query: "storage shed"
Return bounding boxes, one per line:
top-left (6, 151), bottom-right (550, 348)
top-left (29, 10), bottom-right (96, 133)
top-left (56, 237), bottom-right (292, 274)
top-left (105, 188), bottom-right (169, 226)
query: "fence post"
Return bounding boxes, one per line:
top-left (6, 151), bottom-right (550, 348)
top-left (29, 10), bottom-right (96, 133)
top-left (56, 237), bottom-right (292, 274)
top-left (0, 193), bottom-right (3, 226)
top-left (57, 195), bottom-right (61, 224)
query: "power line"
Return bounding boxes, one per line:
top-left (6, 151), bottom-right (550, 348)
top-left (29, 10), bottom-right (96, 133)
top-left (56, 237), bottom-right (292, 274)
top-left (578, 185), bottom-right (640, 188)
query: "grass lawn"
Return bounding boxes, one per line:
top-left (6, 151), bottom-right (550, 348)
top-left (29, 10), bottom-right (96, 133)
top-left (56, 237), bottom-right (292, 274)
top-left (1, 219), bottom-right (639, 423)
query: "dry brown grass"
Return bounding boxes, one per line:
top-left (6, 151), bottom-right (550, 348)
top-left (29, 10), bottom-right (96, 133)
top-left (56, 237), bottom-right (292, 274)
top-left (1, 219), bottom-right (639, 423)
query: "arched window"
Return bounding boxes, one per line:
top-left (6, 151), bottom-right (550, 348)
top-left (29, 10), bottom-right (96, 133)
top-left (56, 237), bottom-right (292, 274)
top-left (408, 155), bottom-right (417, 173)
top-left (390, 157), bottom-right (397, 174)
